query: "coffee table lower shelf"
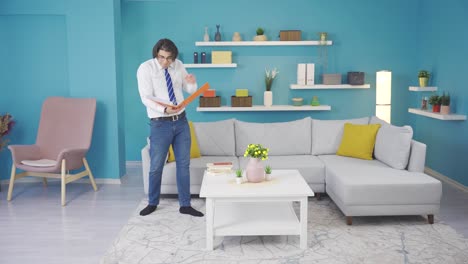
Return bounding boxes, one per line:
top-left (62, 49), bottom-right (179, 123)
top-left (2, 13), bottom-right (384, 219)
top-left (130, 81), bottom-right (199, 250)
top-left (213, 202), bottom-right (300, 236)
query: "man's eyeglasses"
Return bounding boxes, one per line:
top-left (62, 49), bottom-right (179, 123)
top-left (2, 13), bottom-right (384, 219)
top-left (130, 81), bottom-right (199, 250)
top-left (157, 54), bottom-right (174, 62)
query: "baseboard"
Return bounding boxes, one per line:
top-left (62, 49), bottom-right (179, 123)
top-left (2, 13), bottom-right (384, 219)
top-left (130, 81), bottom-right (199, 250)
top-left (425, 167), bottom-right (468, 193)
top-left (1, 177), bottom-right (121, 185)
top-left (126, 161), bottom-right (142, 168)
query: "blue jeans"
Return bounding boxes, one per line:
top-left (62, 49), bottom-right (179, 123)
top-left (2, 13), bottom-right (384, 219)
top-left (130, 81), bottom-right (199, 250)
top-left (148, 116), bottom-right (191, 207)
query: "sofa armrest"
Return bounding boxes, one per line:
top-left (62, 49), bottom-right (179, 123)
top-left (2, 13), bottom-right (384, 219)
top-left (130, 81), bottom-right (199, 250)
top-left (407, 140), bottom-right (426, 172)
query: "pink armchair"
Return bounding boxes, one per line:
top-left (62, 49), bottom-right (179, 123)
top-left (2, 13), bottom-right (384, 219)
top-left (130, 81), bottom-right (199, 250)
top-left (7, 97), bottom-right (98, 206)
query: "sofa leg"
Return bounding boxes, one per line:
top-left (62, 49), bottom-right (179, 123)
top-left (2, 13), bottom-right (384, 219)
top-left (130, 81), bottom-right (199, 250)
top-left (346, 216), bottom-right (353, 225)
top-left (427, 214), bottom-right (434, 224)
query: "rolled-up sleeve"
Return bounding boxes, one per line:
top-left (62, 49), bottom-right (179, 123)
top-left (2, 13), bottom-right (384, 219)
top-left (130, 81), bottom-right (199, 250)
top-left (137, 63), bottom-right (165, 115)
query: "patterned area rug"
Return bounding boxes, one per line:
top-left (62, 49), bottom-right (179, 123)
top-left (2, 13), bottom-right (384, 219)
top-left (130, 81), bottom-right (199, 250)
top-left (101, 198), bottom-right (468, 264)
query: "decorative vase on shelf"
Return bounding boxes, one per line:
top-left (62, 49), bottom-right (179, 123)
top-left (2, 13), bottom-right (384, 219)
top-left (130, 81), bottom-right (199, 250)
top-left (264, 91), bottom-right (273, 106)
top-left (232, 32), bottom-right (242, 41)
top-left (203, 27), bottom-right (210, 42)
top-left (440, 105), bottom-right (450, 115)
top-left (246, 158), bottom-right (264, 183)
top-left (214, 24), bottom-right (221, 41)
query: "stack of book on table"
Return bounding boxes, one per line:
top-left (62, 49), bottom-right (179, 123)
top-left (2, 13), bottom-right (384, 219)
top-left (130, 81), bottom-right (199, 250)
top-left (206, 162), bottom-right (233, 174)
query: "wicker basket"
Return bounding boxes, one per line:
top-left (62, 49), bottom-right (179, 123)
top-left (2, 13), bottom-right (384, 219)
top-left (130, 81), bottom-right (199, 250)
top-left (231, 96), bottom-right (252, 107)
top-left (199, 96), bottom-right (221, 107)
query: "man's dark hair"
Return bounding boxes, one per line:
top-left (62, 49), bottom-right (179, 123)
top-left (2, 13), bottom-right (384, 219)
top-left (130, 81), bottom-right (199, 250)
top-left (152, 38), bottom-right (178, 59)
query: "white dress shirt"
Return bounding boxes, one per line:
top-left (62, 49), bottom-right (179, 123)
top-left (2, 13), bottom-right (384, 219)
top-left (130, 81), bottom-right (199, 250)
top-left (137, 58), bottom-right (198, 118)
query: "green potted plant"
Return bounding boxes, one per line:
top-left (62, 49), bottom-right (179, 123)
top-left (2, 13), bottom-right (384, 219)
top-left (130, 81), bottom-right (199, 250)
top-left (235, 169), bottom-right (243, 184)
top-left (418, 70), bottom-right (430, 87)
top-left (253, 27), bottom-right (267, 41)
top-left (428, 94), bottom-right (441, 112)
top-left (264, 165), bottom-right (272, 181)
top-left (440, 92), bottom-right (451, 115)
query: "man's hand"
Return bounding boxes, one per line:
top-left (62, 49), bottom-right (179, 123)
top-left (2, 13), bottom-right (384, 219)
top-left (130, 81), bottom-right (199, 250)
top-left (165, 107), bottom-right (179, 114)
top-left (185, 74), bottom-right (196, 84)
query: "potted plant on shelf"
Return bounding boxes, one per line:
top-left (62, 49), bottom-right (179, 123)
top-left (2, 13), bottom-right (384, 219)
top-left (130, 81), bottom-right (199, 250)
top-left (264, 67), bottom-right (279, 106)
top-left (440, 92), bottom-right (451, 115)
top-left (418, 70), bottom-right (430, 87)
top-left (264, 165), bottom-right (272, 181)
top-left (428, 94), bottom-right (441, 113)
top-left (235, 169), bottom-right (243, 184)
top-left (253, 27), bottom-right (267, 41)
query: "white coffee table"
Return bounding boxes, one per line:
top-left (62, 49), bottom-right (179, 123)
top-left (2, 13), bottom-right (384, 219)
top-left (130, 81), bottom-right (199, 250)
top-left (199, 169), bottom-right (314, 250)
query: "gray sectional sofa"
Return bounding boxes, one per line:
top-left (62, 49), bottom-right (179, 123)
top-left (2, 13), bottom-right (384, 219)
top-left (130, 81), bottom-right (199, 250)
top-left (141, 116), bottom-right (442, 225)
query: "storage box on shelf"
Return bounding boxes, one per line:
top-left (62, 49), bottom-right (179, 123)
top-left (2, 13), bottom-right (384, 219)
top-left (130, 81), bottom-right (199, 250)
top-left (199, 96), bottom-right (221, 107)
top-left (231, 96), bottom-right (252, 107)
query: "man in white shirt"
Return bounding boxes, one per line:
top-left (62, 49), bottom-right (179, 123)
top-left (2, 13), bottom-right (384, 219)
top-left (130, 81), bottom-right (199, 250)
top-left (137, 38), bottom-right (203, 217)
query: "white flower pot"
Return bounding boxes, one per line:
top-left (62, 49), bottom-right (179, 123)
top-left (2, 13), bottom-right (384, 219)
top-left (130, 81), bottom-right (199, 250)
top-left (236, 177), bottom-right (243, 184)
top-left (264, 91), bottom-right (273, 106)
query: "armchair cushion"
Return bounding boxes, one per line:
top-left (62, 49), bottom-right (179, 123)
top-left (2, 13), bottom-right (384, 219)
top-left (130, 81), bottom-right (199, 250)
top-left (21, 159), bottom-right (57, 167)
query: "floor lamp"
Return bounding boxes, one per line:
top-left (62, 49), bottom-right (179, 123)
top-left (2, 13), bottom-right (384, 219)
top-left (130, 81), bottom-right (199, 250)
top-left (376, 70), bottom-right (392, 123)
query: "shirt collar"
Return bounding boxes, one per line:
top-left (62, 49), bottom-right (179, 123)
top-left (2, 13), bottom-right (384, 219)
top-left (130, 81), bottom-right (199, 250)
top-left (154, 58), bottom-right (175, 71)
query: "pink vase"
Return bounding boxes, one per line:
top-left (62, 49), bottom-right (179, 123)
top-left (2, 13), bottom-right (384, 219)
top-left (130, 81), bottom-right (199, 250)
top-left (246, 158), bottom-right (264, 183)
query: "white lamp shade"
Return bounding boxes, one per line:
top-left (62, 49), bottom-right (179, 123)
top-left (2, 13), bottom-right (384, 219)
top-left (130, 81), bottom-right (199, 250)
top-left (376, 105), bottom-right (391, 123)
top-left (376, 71), bottom-right (392, 105)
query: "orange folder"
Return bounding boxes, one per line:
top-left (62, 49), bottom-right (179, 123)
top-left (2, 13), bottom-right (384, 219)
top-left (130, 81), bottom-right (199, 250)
top-left (151, 82), bottom-right (210, 110)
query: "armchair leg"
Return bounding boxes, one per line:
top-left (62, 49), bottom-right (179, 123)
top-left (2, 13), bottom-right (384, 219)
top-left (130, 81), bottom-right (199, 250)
top-left (346, 216), bottom-right (353, 225)
top-left (61, 159), bottom-right (66, 206)
top-left (428, 214), bottom-right (434, 224)
top-left (83, 158), bottom-right (98, 191)
top-left (42, 177), bottom-right (48, 186)
top-left (7, 165), bottom-right (16, 201)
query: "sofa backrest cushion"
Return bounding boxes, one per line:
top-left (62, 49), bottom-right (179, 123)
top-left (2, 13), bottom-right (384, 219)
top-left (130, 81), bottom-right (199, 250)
top-left (193, 119), bottom-right (236, 156)
top-left (235, 117), bottom-right (312, 156)
top-left (311, 117), bottom-right (369, 155)
top-left (370, 116), bottom-right (413, 170)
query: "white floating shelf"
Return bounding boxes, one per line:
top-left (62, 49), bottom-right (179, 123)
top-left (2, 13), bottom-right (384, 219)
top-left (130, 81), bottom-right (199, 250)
top-left (290, 84), bottom-right (371, 89)
top-left (408, 108), bottom-right (466, 121)
top-left (184, 63), bottom-right (237, 68)
top-left (409, 86), bottom-right (438, 92)
top-left (195, 40), bottom-right (332, 46)
top-left (197, 105), bottom-right (331, 112)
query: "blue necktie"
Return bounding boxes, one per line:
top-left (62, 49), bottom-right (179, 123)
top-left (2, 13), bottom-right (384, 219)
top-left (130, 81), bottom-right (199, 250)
top-left (164, 68), bottom-right (177, 105)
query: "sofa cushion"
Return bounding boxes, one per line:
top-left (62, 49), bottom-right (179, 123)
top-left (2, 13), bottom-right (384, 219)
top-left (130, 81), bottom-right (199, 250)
top-left (336, 123), bottom-right (381, 160)
top-left (235, 117), bottom-right (311, 156)
top-left (167, 121), bottom-right (201, 162)
top-left (311, 117), bottom-right (369, 155)
top-left (320, 155), bottom-right (441, 205)
top-left (192, 119), bottom-right (236, 156)
top-left (370, 116), bottom-right (413, 169)
top-left (162, 156), bottom-right (239, 186)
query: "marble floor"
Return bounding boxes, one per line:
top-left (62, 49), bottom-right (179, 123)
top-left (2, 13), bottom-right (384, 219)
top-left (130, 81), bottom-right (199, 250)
top-left (0, 164), bottom-right (467, 264)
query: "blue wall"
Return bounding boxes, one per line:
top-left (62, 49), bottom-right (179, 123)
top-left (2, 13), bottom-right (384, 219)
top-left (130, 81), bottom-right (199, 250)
top-left (1, 0), bottom-right (467, 187)
top-left (0, 0), bottom-right (126, 180)
top-left (122, 0), bottom-right (418, 159)
top-left (407, 0), bottom-right (468, 186)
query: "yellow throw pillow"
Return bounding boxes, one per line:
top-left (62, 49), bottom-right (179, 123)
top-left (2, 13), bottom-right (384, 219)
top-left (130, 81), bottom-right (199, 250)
top-left (336, 123), bottom-right (381, 160)
top-left (167, 121), bottom-right (201, 162)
